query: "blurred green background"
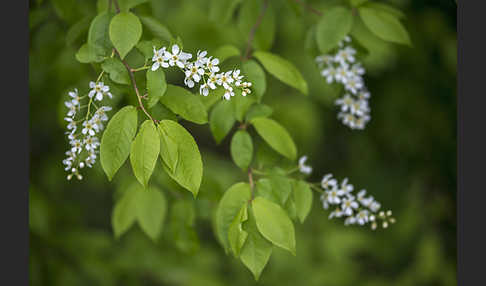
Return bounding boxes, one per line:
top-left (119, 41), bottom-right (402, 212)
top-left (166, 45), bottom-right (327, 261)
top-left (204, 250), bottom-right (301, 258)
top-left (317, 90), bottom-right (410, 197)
top-left (29, 0), bottom-right (456, 285)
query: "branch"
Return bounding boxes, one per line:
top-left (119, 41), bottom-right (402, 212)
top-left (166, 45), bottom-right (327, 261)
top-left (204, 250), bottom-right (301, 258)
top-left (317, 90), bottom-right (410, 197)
top-left (242, 0), bottom-right (270, 61)
top-left (293, 0), bottom-right (323, 16)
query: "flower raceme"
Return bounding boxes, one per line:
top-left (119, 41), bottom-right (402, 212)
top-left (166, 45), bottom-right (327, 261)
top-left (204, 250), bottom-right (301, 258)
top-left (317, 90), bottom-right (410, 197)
top-left (298, 156), bottom-right (395, 230)
top-left (315, 36), bottom-right (371, 130)
top-left (151, 44), bottom-right (252, 100)
top-left (63, 82), bottom-right (113, 180)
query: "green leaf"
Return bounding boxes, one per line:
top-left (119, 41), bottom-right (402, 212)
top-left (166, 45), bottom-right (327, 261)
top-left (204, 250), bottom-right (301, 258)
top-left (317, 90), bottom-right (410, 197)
top-left (109, 12), bottom-right (143, 59)
top-left (232, 92), bottom-right (256, 122)
top-left (250, 117), bottom-right (297, 160)
top-left (245, 104), bottom-right (273, 122)
top-left (112, 184), bottom-right (138, 238)
top-left (160, 84), bottom-right (208, 124)
top-left (253, 51), bottom-right (308, 95)
top-left (215, 182), bottom-right (251, 252)
top-left (364, 2), bottom-right (405, 19)
top-left (135, 186), bottom-right (167, 241)
top-left (255, 178), bottom-right (279, 204)
top-left (315, 6), bottom-right (354, 54)
top-left (66, 16), bottom-right (92, 45)
top-left (239, 0), bottom-right (276, 51)
top-left (168, 200), bottom-right (199, 253)
top-left (209, 0), bottom-right (242, 24)
top-left (349, 0), bottom-right (368, 7)
top-left (292, 180), bottom-right (313, 223)
top-left (139, 16), bottom-right (174, 43)
top-left (252, 196), bottom-right (296, 255)
top-left (200, 87), bottom-right (225, 110)
top-left (212, 45), bottom-right (241, 63)
top-left (101, 106), bottom-right (138, 180)
top-left (209, 100), bottom-right (236, 144)
top-left (230, 130), bottom-right (253, 170)
top-left (255, 176), bottom-right (292, 206)
top-left (75, 43), bottom-right (105, 63)
top-left (146, 69), bottom-right (167, 108)
top-left (88, 12), bottom-right (113, 54)
top-left (228, 202), bottom-right (248, 257)
top-left (158, 120), bottom-right (203, 197)
top-left (130, 120), bottom-right (160, 188)
top-left (359, 7), bottom-right (411, 45)
top-left (240, 207), bottom-right (273, 281)
top-left (241, 60), bottom-right (266, 102)
top-left (101, 58), bottom-right (130, 85)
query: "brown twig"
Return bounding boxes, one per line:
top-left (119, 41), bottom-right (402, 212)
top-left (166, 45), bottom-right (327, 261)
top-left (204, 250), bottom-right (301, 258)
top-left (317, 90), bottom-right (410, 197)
top-left (242, 0), bottom-right (270, 61)
top-left (293, 0), bottom-right (323, 16)
top-left (112, 0), bottom-right (120, 13)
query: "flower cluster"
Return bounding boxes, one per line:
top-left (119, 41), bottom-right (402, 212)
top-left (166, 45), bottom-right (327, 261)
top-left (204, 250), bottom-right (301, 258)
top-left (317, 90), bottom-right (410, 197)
top-left (63, 81), bottom-right (113, 180)
top-left (315, 36), bottom-right (371, 130)
top-left (319, 174), bottom-right (395, 230)
top-left (151, 44), bottom-right (252, 100)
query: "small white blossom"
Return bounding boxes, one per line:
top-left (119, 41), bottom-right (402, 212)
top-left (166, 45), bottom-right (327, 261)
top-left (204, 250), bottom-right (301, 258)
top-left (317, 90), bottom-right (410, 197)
top-left (88, 81), bottom-right (112, 101)
top-left (298, 155), bottom-right (313, 175)
top-left (205, 57), bottom-right (220, 73)
top-left (164, 44), bottom-right (192, 68)
top-left (326, 188), bottom-right (344, 204)
top-left (341, 196), bottom-right (359, 216)
top-left (321, 173), bottom-right (337, 189)
top-left (82, 120), bottom-right (97, 136)
top-left (151, 46), bottom-right (169, 71)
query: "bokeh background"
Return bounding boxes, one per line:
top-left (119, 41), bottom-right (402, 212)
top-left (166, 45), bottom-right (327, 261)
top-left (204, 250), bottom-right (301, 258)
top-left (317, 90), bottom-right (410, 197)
top-left (29, 0), bottom-right (457, 285)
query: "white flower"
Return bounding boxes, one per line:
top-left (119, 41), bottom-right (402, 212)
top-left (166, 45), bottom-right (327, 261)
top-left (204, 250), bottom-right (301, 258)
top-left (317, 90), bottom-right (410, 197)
top-left (321, 66), bottom-right (337, 83)
top-left (95, 106), bottom-right (111, 121)
top-left (335, 65), bottom-right (351, 83)
top-left (351, 63), bottom-right (365, 76)
top-left (320, 193), bottom-right (329, 209)
top-left (84, 136), bottom-right (99, 151)
top-left (350, 99), bottom-right (369, 117)
top-left (217, 71), bottom-right (234, 89)
top-left (82, 120), bottom-right (97, 136)
top-left (70, 139), bottom-right (83, 154)
top-left (199, 83), bottom-right (210, 96)
top-left (223, 86), bottom-right (234, 100)
top-left (338, 112), bottom-right (356, 129)
top-left (232, 69), bottom-right (244, 86)
top-left (360, 195), bottom-right (374, 208)
top-left (344, 76), bottom-right (363, 94)
top-left (65, 101), bottom-right (77, 117)
top-left (65, 117), bottom-right (77, 132)
top-left (88, 81), bottom-right (112, 101)
top-left (335, 46), bottom-right (356, 64)
top-left (69, 88), bottom-right (81, 105)
top-left (196, 50), bottom-right (208, 67)
top-left (356, 210), bottom-right (369, 225)
top-left (164, 44), bottom-right (192, 69)
top-left (298, 156), bottom-right (312, 175)
top-left (184, 63), bottom-right (204, 88)
top-left (151, 46), bottom-right (169, 71)
top-left (341, 197), bottom-right (359, 216)
top-left (335, 94), bottom-right (354, 113)
top-left (206, 57), bottom-right (220, 73)
top-left (344, 216), bottom-right (357, 225)
top-left (207, 73), bottom-right (218, 89)
top-left (326, 187), bottom-right (344, 204)
top-left (321, 173), bottom-right (337, 189)
top-left (358, 90), bottom-right (370, 100)
top-left (329, 207), bottom-right (344, 219)
top-left (340, 178), bottom-right (354, 194)
top-left (370, 201), bottom-right (381, 212)
top-left (315, 55), bottom-right (334, 67)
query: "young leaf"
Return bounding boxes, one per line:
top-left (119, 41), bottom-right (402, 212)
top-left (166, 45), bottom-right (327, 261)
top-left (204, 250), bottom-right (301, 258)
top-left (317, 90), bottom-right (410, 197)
top-left (101, 106), bottom-right (138, 180)
top-left (232, 92), bottom-right (256, 122)
top-left (160, 84), bottom-right (208, 124)
top-left (139, 16), bottom-right (174, 43)
top-left (112, 184), bottom-right (138, 238)
top-left (158, 120), bottom-right (203, 197)
top-left (230, 130), bottom-right (253, 170)
top-left (268, 175), bottom-right (293, 205)
top-left (101, 58), bottom-right (130, 85)
top-left (88, 11), bottom-right (113, 54)
top-left (135, 186), bottom-right (167, 241)
top-left (245, 104), bottom-right (273, 122)
top-left (130, 120), bottom-right (160, 188)
top-left (75, 43), bottom-right (105, 63)
top-left (250, 117), bottom-right (297, 160)
top-left (146, 69), bottom-right (167, 108)
top-left (359, 7), bottom-right (411, 45)
top-left (241, 60), bottom-right (266, 102)
top-left (364, 2), bottom-right (405, 19)
top-left (315, 6), bottom-right (354, 54)
top-left (109, 12), bottom-right (143, 59)
top-left (252, 196), bottom-right (296, 255)
top-left (240, 207), bottom-right (273, 281)
top-left (209, 100), bottom-right (236, 144)
top-left (66, 16), bottom-right (92, 45)
top-left (255, 178), bottom-right (279, 204)
top-left (215, 182), bottom-right (251, 252)
top-left (209, 0), bottom-right (242, 24)
top-left (292, 180), bottom-right (313, 223)
top-left (212, 45), bottom-right (241, 63)
top-left (228, 202), bottom-right (249, 257)
top-left (253, 51), bottom-right (308, 95)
